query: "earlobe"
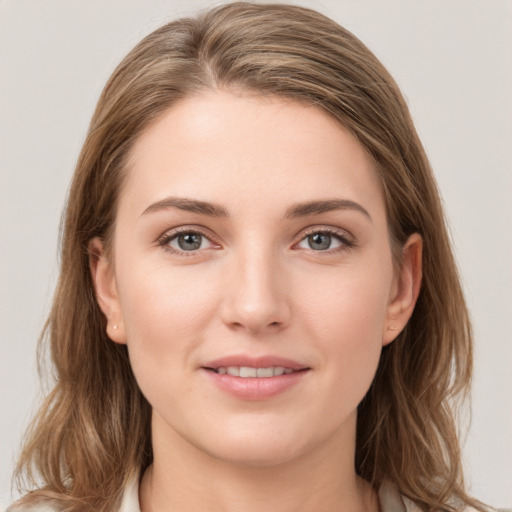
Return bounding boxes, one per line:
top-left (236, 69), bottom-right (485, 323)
top-left (88, 237), bottom-right (127, 344)
top-left (383, 233), bottom-right (423, 346)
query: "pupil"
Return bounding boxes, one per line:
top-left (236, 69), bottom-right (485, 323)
top-left (309, 233), bottom-right (331, 250)
top-left (178, 233), bottom-right (201, 250)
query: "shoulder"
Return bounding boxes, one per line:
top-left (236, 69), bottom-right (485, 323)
top-left (378, 481), bottom-right (510, 512)
top-left (5, 475), bottom-right (140, 512)
top-left (379, 481), bottom-right (421, 512)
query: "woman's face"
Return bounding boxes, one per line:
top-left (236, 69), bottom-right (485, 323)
top-left (91, 91), bottom-right (420, 467)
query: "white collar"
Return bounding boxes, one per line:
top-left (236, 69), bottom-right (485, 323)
top-left (118, 475), bottom-right (141, 512)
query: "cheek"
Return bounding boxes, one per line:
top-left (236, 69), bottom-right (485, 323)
top-left (115, 260), bottom-right (220, 381)
top-left (302, 263), bottom-right (391, 343)
top-left (118, 259), bottom-right (214, 332)
top-left (115, 262), bottom-right (222, 422)
top-left (299, 262), bottom-right (392, 403)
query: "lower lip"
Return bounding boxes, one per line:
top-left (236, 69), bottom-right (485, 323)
top-left (202, 368), bottom-right (309, 400)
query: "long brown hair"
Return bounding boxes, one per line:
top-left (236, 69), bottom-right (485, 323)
top-left (14, 3), bottom-right (483, 511)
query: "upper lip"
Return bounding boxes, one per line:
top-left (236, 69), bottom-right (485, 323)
top-left (202, 355), bottom-right (309, 371)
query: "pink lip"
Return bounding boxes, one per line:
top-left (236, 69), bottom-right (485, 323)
top-left (201, 355), bottom-right (310, 401)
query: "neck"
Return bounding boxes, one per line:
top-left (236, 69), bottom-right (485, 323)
top-left (139, 412), bottom-right (378, 512)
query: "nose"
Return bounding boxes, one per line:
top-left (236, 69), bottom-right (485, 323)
top-left (220, 246), bottom-right (291, 335)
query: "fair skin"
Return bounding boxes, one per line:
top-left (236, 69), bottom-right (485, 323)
top-left (90, 91), bottom-right (422, 512)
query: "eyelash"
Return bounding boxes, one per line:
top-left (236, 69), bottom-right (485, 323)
top-left (157, 227), bottom-right (218, 257)
top-left (157, 226), bottom-right (356, 257)
top-left (298, 227), bottom-right (356, 254)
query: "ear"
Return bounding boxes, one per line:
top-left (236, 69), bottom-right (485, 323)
top-left (382, 233), bottom-right (423, 346)
top-left (88, 237), bottom-right (127, 344)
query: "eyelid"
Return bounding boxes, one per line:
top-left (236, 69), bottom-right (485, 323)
top-left (156, 224), bottom-right (355, 256)
top-left (157, 225), bottom-right (222, 255)
top-left (293, 225), bottom-right (356, 252)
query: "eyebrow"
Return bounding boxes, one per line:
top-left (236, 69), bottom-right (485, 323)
top-left (141, 196), bottom-right (371, 221)
top-left (284, 199), bottom-right (371, 221)
top-left (141, 197), bottom-right (229, 217)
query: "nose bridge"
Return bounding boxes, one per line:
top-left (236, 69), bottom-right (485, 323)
top-left (222, 239), bottom-right (290, 333)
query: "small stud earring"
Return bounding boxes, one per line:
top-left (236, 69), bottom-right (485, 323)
top-left (113, 324), bottom-right (118, 330)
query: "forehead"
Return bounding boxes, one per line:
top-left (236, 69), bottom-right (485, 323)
top-left (122, 91), bottom-right (385, 220)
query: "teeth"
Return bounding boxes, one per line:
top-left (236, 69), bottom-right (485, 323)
top-left (227, 366), bottom-right (240, 377)
top-left (217, 366), bottom-right (295, 377)
top-left (239, 367), bottom-right (257, 377)
top-left (257, 367), bottom-right (274, 377)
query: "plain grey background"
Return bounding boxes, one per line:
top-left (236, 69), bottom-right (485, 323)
top-left (1, 0), bottom-right (511, 509)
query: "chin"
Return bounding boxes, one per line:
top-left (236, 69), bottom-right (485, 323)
top-left (188, 416), bottom-right (336, 469)
top-left (201, 437), bottom-right (309, 468)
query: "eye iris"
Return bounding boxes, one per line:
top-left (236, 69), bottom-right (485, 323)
top-left (177, 233), bottom-right (202, 251)
top-left (308, 233), bottom-right (331, 250)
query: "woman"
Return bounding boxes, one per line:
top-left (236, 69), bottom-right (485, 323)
top-left (7, 3), bottom-right (501, 511)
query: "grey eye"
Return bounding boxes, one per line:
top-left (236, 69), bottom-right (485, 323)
top-left (307, 233), bottom-right (332, 250)
top-left (175, 232), bottom-right (203, 251)
top-left (296, 231), bottom-right (344, 251)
